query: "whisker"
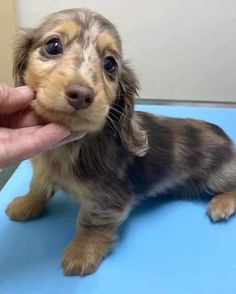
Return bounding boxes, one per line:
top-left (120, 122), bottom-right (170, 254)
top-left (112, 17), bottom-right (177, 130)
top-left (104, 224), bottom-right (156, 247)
top-left (109, 107), bottom-right (121, 118)
top-left (109, 111), bottom-right (120, 123)
top-left (110, 105), bottom-right (124, 115)
top-left (108, 116), bottom-right (121, 137)
top-left (111, 103), bottom-right (124, 111)
top-left (105, 118), bottom-right (113, 132)
top-left (114, 93), bottom-right (134, 99)
top-left (109, 108), bottom-right (125, 123)
top-left (109, 106), bottom-right (131, 123)
top-left (106, 117), bottom-right (119, 136)
top-left (108, 113), bottom-right (126, 135)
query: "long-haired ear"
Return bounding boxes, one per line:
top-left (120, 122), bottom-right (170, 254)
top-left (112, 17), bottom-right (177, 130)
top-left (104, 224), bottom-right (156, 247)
top-left (115, 62), bottom-right (149, 157)
top-left (13, 29), bottom-right (35, 86)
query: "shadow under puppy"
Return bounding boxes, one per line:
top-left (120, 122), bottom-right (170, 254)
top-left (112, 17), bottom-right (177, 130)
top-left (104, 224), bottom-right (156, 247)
top-left (6, 8), bottom-right (236, 275)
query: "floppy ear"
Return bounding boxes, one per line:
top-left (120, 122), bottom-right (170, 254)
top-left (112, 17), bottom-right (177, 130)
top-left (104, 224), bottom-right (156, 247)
top-left (12, 29), bottom-right (35, 86)
top-left (115, 62), bottom-right (149, 156)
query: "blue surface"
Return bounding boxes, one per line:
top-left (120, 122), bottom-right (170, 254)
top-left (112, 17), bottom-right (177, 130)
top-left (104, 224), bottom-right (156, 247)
top-left (1, 105), bottom-right (236, 294)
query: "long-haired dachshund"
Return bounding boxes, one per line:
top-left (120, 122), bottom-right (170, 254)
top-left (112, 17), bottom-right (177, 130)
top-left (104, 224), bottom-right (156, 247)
top-left (6, 8), bottom-right (236, 275)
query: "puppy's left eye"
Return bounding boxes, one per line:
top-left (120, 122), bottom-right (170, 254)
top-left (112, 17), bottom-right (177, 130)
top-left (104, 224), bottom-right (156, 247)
top-left (103, 56), bottom-right (117, 74)
top-left (44, 38), bottom-right (63, 56)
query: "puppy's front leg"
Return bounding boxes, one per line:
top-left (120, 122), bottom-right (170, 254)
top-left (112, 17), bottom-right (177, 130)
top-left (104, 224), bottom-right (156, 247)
top-left (61, 199), bottom-right (130, 276)
top-left (6, 157), bottom-right (54, 221)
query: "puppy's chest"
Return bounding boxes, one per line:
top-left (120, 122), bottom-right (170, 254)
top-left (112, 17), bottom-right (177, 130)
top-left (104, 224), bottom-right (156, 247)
top-left (42, 148), bottom-right (91, 199)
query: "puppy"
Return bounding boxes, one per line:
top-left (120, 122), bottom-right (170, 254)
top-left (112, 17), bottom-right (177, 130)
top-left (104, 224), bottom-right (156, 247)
top-left (6, 8), bottom-right (236, 276)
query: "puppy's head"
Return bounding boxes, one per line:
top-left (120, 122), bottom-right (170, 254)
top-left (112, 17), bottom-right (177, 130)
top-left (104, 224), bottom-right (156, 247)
top-left (13, 9), bottom-right (147, 155)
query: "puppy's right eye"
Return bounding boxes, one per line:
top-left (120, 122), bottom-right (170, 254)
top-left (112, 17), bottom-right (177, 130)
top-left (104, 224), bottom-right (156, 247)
top-left (44, 38), bottom-right (63, 56)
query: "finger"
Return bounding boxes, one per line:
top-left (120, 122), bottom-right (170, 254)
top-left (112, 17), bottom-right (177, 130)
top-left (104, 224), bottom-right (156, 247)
top-left (0, 127), bottom-right (87, 148)
top-left (13, 110), bottom-right (44, 128)
top-left (0, 109), bottom-right (44, 129)
top-left (0, 84), bottom-right (34, 114)
top-left (0, 126), bottom-right (42, 140)
top-left (0, 124), bottom-right (71, 168)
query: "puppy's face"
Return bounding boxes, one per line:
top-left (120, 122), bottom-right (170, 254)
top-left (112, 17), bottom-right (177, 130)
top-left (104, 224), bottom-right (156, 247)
top-left (19, 10), bottom-right (123, 132)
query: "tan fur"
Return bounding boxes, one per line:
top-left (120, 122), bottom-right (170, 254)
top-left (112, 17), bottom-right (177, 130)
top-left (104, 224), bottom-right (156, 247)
top-left (24, 19), bottom-right (118, 132)
top-left (33, 146), bottom-right (94, 204)
top-left (6, 194), bottom-right (45, 221)
top-left (208, 192), bottom-right (236, 221)
top-left (26, 55), bottom-right (109, 132)
top-left (61, 226), bottom-right (115, 275)
top-left (6, 144), bottom-right (93, 215)
top-left (96, 32), bottom-right (120, 56)
top-left (53, 20), bottom-right (80, 40)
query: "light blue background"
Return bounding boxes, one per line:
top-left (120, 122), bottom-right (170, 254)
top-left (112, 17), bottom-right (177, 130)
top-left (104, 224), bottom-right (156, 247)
top-left (0, 105), bottom-right (236, 294)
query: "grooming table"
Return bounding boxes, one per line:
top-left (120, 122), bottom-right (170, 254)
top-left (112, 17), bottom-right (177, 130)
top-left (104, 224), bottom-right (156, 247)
top-left (0, 105), bottom-right (236, 294)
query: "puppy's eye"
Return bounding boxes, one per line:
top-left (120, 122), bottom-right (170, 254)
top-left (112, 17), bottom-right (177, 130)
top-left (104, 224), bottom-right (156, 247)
top-left (103, 56), bottom-right (117, 74)
top-left (44, 38), bottom-right (63, 56)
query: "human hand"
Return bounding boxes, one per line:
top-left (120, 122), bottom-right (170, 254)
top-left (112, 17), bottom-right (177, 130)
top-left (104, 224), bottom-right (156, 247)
top-left (0, 84), bottom-right (86, 168)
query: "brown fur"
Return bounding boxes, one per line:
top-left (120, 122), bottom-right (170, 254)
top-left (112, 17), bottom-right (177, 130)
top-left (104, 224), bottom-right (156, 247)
top-left (6, 8), bottom-right (236, 276)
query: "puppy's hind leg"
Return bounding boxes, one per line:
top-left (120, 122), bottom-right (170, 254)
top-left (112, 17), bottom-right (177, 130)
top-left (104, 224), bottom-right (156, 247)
top-left (6, 157), bottom-right (54, 221)
top-left (207, 154), bottom-right (236, 222)
top-left (208, 192), bottom-right (236, 222)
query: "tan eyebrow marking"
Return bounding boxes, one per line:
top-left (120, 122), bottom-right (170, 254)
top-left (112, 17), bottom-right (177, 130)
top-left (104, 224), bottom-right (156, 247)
top-left (96, 32), bottom-right (120, 56)
top-left (53, 20), bottom-right (81, 41)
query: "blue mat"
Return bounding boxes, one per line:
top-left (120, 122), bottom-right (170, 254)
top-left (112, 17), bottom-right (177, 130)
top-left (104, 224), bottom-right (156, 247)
top-left (0, 105), bottom-right (236, 294)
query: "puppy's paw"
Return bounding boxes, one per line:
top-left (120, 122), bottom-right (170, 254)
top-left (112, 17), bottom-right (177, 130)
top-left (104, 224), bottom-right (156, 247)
top-left (208, 193), bottom-right (236, 222)
top-left (61, 239), bottom-right (101, 276)
top-left (6, 195), bottom-right (45, 221)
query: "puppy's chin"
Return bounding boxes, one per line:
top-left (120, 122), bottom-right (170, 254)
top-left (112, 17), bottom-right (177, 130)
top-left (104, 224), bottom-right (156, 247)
top-left (31, 99), bottom-right (106, 133)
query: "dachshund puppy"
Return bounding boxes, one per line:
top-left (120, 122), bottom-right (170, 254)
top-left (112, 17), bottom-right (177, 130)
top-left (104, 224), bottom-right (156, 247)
top-left (6, 8), bottom-right (236, 275)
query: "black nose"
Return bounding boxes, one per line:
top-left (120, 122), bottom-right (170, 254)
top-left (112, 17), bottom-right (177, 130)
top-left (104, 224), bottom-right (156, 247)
top-left (65, 84), bottom-right (95, 110)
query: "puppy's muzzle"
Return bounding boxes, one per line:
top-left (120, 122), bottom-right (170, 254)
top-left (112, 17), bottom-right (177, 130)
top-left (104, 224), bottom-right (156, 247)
top-left (65, 84), bottom-right (95, 110)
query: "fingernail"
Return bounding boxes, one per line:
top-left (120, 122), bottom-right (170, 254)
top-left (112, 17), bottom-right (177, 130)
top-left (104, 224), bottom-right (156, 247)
top-left (16, 86), bottom-right (34, 97)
